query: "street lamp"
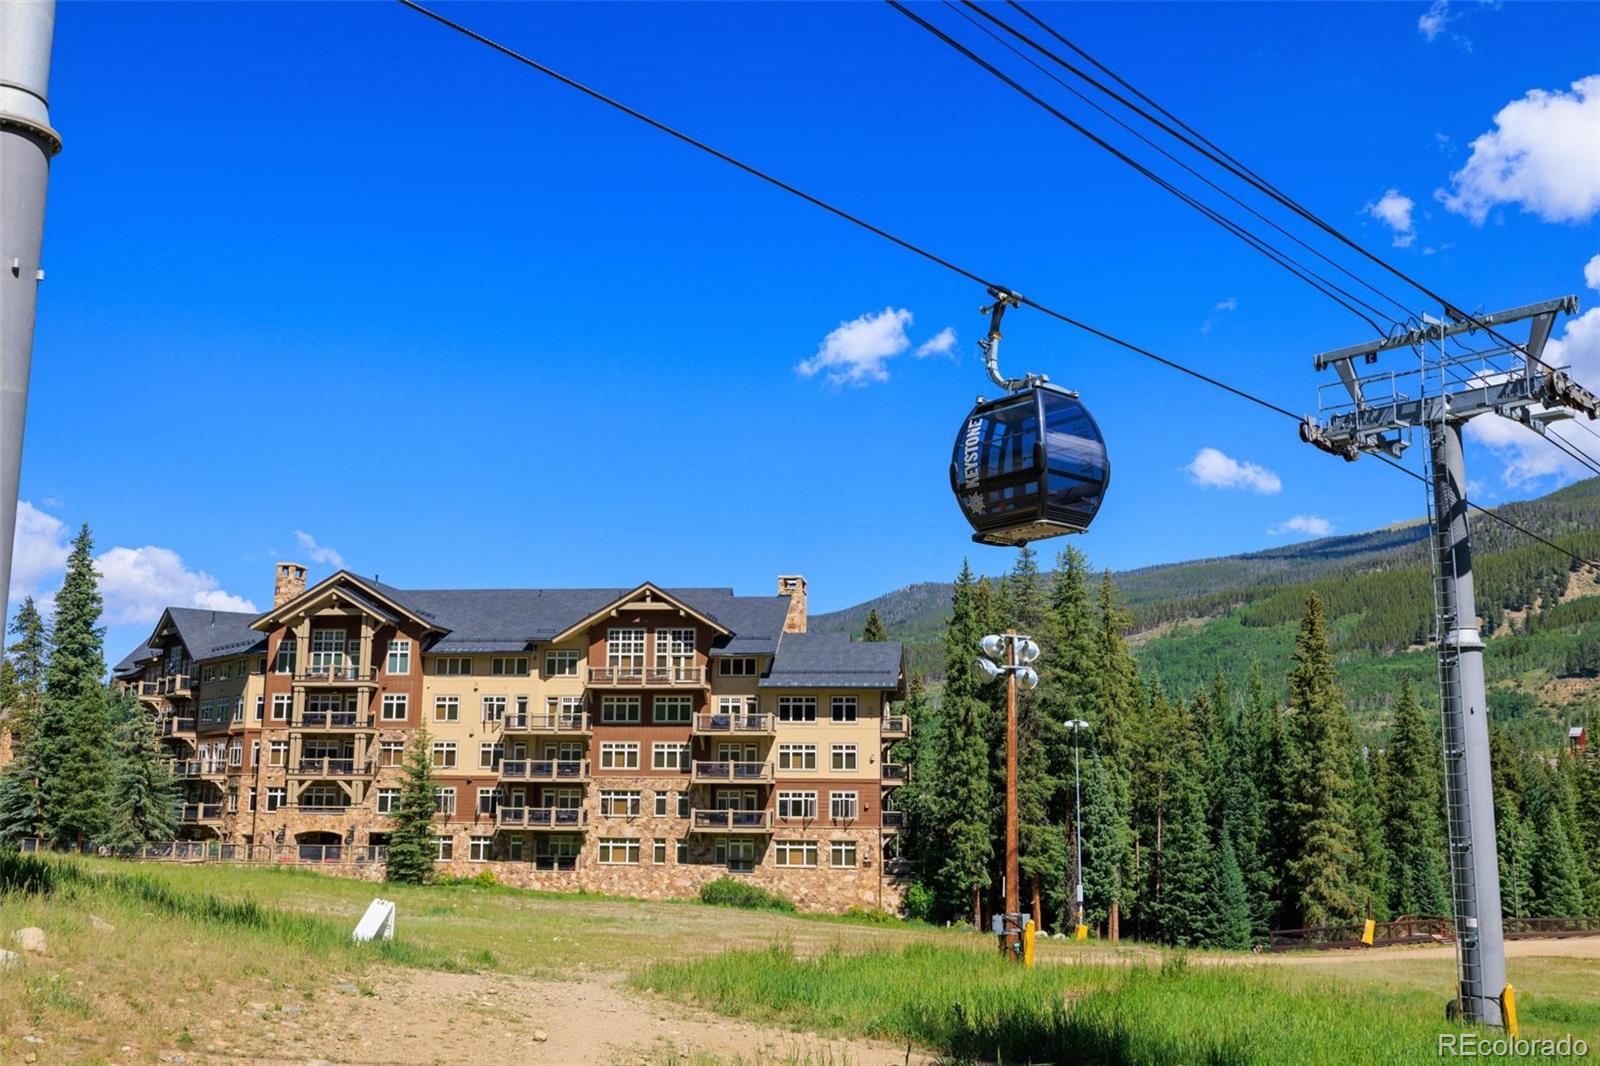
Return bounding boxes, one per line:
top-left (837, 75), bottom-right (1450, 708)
top-left (1064, 718), bottom-right (1090, 939)
top-left (977, 630), bottom-right (1041, 964)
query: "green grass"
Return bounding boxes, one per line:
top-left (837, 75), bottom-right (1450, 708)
top-left (633, 942), bottom-right (1599, 1065)
top-left (699, 876), bottom-right (797, 912)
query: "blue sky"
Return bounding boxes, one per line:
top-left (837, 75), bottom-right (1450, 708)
top-left (10, 1), bottom-right (1600, 661)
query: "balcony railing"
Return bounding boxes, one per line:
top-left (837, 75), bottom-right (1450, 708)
top-left (882, 763), bottom-right (907, 782)
top-left (881, 810), bottom-right (905, 830)
top-left (690, 808), bottom-right (774, 833)
top-left (882, 715), bottom-right (910, 739)
top-left (159, 717), bottom-right (196, 736)
top-left (295, 711), bottom-right (376, 729)
top-left (293, 666), bottom-right (378, 684)
top-left (156, 674), bottom-right (193, 697)
top-left (499, 759), bottom-right (589, 782)
top-left (587, 665), bottom-right (705, 687)
top-left (173, 803), bottom-right (223, 822)
top-left (691, 712), bottom-right (775, 735)
top-left (690, 760), bottom-right (773, 784)
top-left (531, 855), bottom-right (578, 872)
top-left (498, 806), bottom-right (589, 829)
top-left (138, 681), bottom-right (159, 699)
top-left (292, 803), bottom-right (350, 815)
top-left (502, 712), bottom-right (591, 734)
top-left (293, 757), bottom-right (367, 777)
top-left (168, 760), bottom-right (201, 778)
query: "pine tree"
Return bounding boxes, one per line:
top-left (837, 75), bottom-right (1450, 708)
top-left (0, 597), bottom-right (49, 846)
top-left (386, 724), bottom-right (440, 884)
top-left (1077, 750), bottom-right (1129, 934)
top-left (1129, 681), bottom-right (1179, 937)
top-left (1221, 688), bottom-right (1271, 937)
top-left (37, 525), bottom-right (113, 849)
top-left (1491, 725), bottom-right (1535, 918)
top-left (1284, 594), bottom-right (1361, 927)
top-left (1350, 745), bottom-right (1391, 920)
top-left (1245, 660), bottom-right (1294, 931)
top-left (1090, 570), bottom-right (1139, 939)
top-left (0, 742), bottom-right (43, 846)
top-left (103, 688), bottom-right (178, 848)
top-left (1210, 831), bottom-right (1254, 950)
top-left (1529, 774), bottom-right (1585, 917)
top-left (860, 609), bottom-right (888, 643)
top-left (1152, 701), bottom-right (1215, 946)
top-left (1383, 679), bottom-right (1450, 916)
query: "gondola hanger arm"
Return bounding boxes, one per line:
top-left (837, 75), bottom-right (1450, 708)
top-left (979, 287), bottom-right (1048, 393)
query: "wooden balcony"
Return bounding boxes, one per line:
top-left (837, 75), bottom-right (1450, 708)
top-left (291, 757), bottom-right (370, 777)
top-left (690, 760), bottom-right (773, 784)
top-left (500, 759), bottom-right (589, 782)
top-left (497, 806), bottom-right (589, 830)
top-left (882, 763), bottom-right (907, 783)
top-left (691, 712), bottom-right (775, 736)
top-left (586, 666), bottom-right (706, 688)
top-left (689, 808), bottom-right (773, 834)
top-left (503, 712), bottom-right (592, 735)
top-left (293, 710), bottom-right (376, 730)
top-left (882, 715), bottom-right (910, 739)
top-left (155, 674), bottom-right (193, 699)
top-left (881, 809), bottom-right (905, 832)
top-left (159, 717), bottom-right (196, 737)
top-left (173, 803), bottom-right (223, 823)
top-left (292, 666), bottom-right (379, 687)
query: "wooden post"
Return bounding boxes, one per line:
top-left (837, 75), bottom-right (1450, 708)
top-left (1003, 630), bottom-right (1020, 959)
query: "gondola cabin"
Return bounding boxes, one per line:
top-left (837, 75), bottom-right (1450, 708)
top-left (950, 383), bottom-right (1110, 546)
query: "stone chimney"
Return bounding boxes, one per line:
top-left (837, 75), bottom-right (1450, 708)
top-left (274, 562), bottom-right (307, 608)
top-left (778, 575), bottom-right (807, 634)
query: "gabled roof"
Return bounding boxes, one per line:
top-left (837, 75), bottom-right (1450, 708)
top-left (251, 571), bottom-right (439, 633)
top-left (547, 583), bottom-right (734, 644)
top-left (112, 644), bottom-right (157, 679)
top-left (145, 608), bottom-right (267, 664)
top-left (759, 633), bottom-right (903, 691)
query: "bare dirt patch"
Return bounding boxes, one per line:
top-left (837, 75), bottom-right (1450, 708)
top-left (1244, 935), bottom-right (1600, 966)
top-left (219, 967), bottom-right (930, 1065)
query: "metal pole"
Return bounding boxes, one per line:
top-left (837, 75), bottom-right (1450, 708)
top-left (1004, 629), bottom-right (1020, 958)
top-left (1073, 725), bottom-right (1083, 930)
top-left (0, 0), bottom-right (62, 608)
top-left (1433, 421), bottom-right (1507, 1025)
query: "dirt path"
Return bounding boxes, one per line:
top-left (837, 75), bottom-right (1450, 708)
top-left (1245, 936), bottom-right (1600, 966)
top-left (217, 968), bottom-right (929, 1065)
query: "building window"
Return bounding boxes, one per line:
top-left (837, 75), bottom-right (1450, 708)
top-left (269, 740), bottom-right (288, 767)
top-left (778, 790), bottom-right (817, 820)
top-left (434, 696), bottom-right (460, 723)
top-left (652, 742), bottom-right (690, 772)
top-left (676, 840), bottom-right (689, 864)
top-left (435, 836), bottom-right (454, 861)
top-left (544, 650), bottom-right (580, 677)
top-left (600, 790), bottom-right (642, 817)
top-left (718, 657), bottom-right (757, 677)
top-left (655, 628), bottom-right (696, 677)
top-left (379, 739), bottom-right (405, 766)
top-left (435, 788), bottom-right (456, 816)
top-left (272, 694), bottom-right (291, 721)
top-left (434, 657), bottom-right (472, 676)
top-left (830, 791), bottom-right (859, 820)
top-left (228, 742), bottom-right (242, 767)
top-left (654, 792), bottom-right (669, 817)
top-left (653, 839), bottom-right (667, 864)
top-left (507, 835), bottom-right (525, 862)
top-left (607, 628), bottom-right (645, 674)
top-left (254, 695), bottom-right (264, 722)
top-left (309, 628), bottom-right (350, 676)
top-left (652, 695), bottom-right (693, 725)
top-left (479, 742), bottom-right (503, 770)
top-left (677, 792), bottom-right (690, 818)
top-left (266, 787), bottom-right (285, 812)
top-left (599, 742), bottom-right (639, 770)
top-left (251, 740), bottom-right (260, 767)
top-left (778, 696), bottom-right (817, 723)
top-left (376, 788), bottom-right (399, 814)
top-left (491, 657), bottom-right (529, 676)
top-left (247, 787), bottom-right (257, 812)
top-left (468, 835), bottom-right (493, 862)
top-left (719, 839), bottom-right (757, 872)
top-left (481, 695), bottom-right (506, 724)
top-left (387, 640), bottom-right (412, 675)
top-left (777, 743), bottom-right (817, 771)
top-left (601, 696), bottom-right (641, 724)
top-left (477, 788), bottom-right (498, 815)
top-left (274, 638), bottom-right (297, 675)
top-left (831, 840), bottom-right (858, 867)
top-left (597, 838), bottom-right (640, 865)
top-left (831, 696), bottom-right (858, 723)
top-left (431, 741), bottom-right (457, 769)
top-left (774, 841), bottom-right (819, 868)
top-left (226, 788), bottom-right (238, 813)
top-left (831, 744), bottom-right (858, 772)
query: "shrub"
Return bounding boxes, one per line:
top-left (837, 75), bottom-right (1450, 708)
top-left (698, 877), bottom-right (795, 912)
top-left (443, 870), bottom-right (499, 889)
top-left (901, 882), bottom-right (935, 922)
top-left (843, 905), bottom-right (899, 924)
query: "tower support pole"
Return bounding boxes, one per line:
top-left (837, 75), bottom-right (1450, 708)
top-left (1003, 629), bottom-right (1020, 958)
top-left (1433, 421), bottom-right (1507, 1026)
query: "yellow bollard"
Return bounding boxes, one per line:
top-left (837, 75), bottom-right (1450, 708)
top-left (1074, 923), bottom-right (1088, 941)
top-left (1360, 918), bottom-right (1375, 946)
top-left (1502, 984), bottom-right (1519, 1037)
top-left (1022, 918), bottom-right (1036, 969)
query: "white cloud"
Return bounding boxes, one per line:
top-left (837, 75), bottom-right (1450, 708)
top-left (8, 501), bottom-right (71, 604)
top-left (1185, 447), bottom-right (1283, 494)
top-left (797, 307), bottom-right (914, 386)
top-left (294, 530), bottom-right (344, 568)
top-left (1215, 297), bottom-right (1238, 312)
top-left (1269, 515), bottom-right (1335, 538)
top-left (1584, 253), bottom-right (1600, 292)
top-left (915, 327), bottom-right (957, 358)
top-left (1438, 75), bottom-right (1600, 225)
top-left (1366, 189), bottom-right (1416, 247)
top-left (94, 546), bottom-right (258, 627)
top-left (1418, 0), bottom-right (1450, 40)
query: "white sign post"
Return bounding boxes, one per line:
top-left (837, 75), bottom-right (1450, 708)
top-left (352, 898), bottom-right (396, 943)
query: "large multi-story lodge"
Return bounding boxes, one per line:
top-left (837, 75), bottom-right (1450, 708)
top-left (113, 565), bottom-right (911, 911)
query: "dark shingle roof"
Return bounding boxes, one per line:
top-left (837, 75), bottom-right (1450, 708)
top-left (113, 644), bottom-right (157, 678)
top-left (760, 633), bottom-right (903, 690)
top-left (165, 608), bottom-right (268, 662)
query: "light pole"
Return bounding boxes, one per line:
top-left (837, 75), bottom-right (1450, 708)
top-left (1064, 718), bottom-right (1089, 937)
top-left (977, 630), bottom-right (1039, 962)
